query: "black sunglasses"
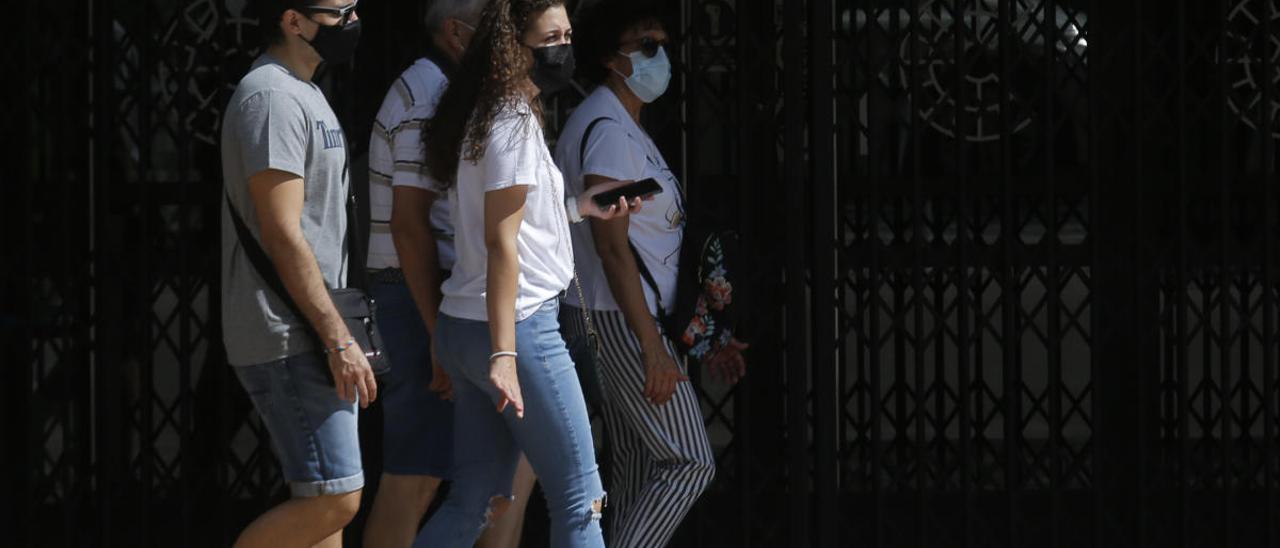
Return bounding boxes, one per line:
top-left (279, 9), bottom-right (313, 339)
top-left (619, 36), bottom-right (667, 58)
top-left (301, 1), bottom-right (359, 25)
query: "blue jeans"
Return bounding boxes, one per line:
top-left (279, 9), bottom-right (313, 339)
top-left (234, 353), bottom-right (364, 497)
top-left (370, 280), bottom-right (454, 477)
top-left (414, 299), bottom-right (605, 548)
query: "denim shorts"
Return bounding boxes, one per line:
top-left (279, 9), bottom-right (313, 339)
top-left (234, 352), bottom-right (364, 497)
top-left (371, 279), bottom-right (454, 477)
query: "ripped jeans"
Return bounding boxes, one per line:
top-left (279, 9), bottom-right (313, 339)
top-left (414, 299), bottom-right (605, 548)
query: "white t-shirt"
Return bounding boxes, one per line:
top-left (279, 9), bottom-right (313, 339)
top-left (554, 86), bottom-right (683, 316)
top-left (366, 57), bottom-right (455, 271)
top-left (439, 100), bottom-right (575, 322)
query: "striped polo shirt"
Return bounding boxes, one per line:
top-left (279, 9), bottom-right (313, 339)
top-left (367, 55), bottom-right (455, 271)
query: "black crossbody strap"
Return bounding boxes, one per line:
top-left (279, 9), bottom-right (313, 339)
top-left (340, 151), bottom-right (370, 291)
top-left (580, 115), bottom-right (667, 317)
top-left (627, 242), bottom-right (667, 318)
top-left (224, 150), bottom-right (360, 318)
top-left (224, 191), bottom-right (309, 322)
top-left (579, 116), bottom-right (613, 169)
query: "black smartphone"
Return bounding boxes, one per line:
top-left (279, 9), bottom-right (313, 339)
top-left (591, 178), bottom-right (663, 208)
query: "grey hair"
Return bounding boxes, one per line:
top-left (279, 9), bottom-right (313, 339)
top-left (423, 0), bottom-right (488, 34)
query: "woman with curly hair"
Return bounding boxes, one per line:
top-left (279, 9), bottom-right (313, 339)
top-left (411, 0), bottom-right (641, 546)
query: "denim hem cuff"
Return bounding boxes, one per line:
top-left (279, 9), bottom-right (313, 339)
top-left (289, 471), bottom-right (365, 497)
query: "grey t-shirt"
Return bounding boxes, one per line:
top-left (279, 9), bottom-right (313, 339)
top-left (220, 54), bottom-right (349, 366)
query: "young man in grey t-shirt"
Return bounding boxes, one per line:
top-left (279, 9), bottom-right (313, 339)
top-left (219, 1), bottom-right (371, 545)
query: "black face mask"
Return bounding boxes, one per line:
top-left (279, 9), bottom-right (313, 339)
top-left (529, 44), bottom-right (575, 94)
top-left (306, 19), bottom-right (362, 64)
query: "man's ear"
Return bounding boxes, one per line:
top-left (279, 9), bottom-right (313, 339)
top-left (448, 19), bottom-right (466, 50)
top-left (282, 9), bottom-right (305, 39)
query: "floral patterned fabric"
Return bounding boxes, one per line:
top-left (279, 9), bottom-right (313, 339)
top-left (668, 231), bottom-right (738, 362)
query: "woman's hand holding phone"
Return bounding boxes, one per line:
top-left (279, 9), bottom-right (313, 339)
top-left (590, 178), bottom-right (662, 208)
top-left (578, 179), bottom-right (654, 220)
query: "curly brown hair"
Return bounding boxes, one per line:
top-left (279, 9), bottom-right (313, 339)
top-left (423, 0), bottom-right (565, 188)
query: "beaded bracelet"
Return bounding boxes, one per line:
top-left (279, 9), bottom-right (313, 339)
top-left (324, 339), bottom-right (357, 355)
top-left (489, 351), bottom-right (518, 362)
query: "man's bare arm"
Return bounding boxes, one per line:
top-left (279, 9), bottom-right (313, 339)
top-left (249, 168), bottom-right (377, 405)
top-left (389, 186), bottom-right (444, 337)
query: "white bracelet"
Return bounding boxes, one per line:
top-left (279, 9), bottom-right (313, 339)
top-left (489, 351), bottom-right (518, 362)
top-left (565, 195), bottom-right (586, 224)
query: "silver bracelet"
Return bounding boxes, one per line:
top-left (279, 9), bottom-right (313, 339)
top-left (565, 195), bottom-right (586, 224)
top-left (489, 351), bottom-right (519, 362)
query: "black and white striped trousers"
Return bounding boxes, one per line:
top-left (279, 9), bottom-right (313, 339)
top-left (562, 306), bottom-right (715, 548)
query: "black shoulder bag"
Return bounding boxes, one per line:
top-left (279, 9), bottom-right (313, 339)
top-left (224, 169), bottom-right (390, 377)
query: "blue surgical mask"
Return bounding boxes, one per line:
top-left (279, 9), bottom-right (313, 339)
top-left (613, 45), bottom-right (671, 103)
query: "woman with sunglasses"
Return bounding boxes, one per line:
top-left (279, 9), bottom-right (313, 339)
top-left (554, 4), bottom-right (748, 546)
top-left (411, 1), bottom-right (640, 546)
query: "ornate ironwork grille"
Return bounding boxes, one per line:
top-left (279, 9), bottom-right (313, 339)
top-left (10, 0), bottom-right (1280, 547)
top-left (802, 0), bottom-right (1280, 546)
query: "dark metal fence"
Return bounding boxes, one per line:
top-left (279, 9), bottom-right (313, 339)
top-left (809, 0), bottom-right (1280, 546)
top-left (8, 0), bottom-right (1280, 546)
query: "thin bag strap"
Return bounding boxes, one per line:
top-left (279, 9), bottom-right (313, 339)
top-left (340, 148), bottom-right (370, 291)
top-left (627, 242), bottom-right (667, 318)
top-left (570, 267), bottom-right (600, 340)
top-left (579, 116), bottom-right (613, 170)
top-left (224, 146), bottom-right (354, 320)
top-left (227, 145), bottom-right (356, 297)
top-left (580, 114), bottom-right (666, 320)
top-left (224, 190), bottom-right (308, 322)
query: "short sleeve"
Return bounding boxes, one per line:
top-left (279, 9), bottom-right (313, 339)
top-left (389, 104), bottom-right (442, 193)
top-left (582, 119), bottom-right (646, 183)
top-left (478, 106), bottom-right (543, 192)
top-left (233, 90), bottom-right (309, 179)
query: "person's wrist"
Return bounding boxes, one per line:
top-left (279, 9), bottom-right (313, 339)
top-left (323, 338), bottom-right (357, 355)
top-left (319, 317), bottom-right (352, 343)
top-left (490, 355), bottom-right (516, 372)
top-left (322, 330), bottom-right (353, 348)
top-left (566, 195), bottom-right (586, 224)
top-left (489, 350), bottom-right (518, 363)
top-left (639, 339), bottom-right (665, 359)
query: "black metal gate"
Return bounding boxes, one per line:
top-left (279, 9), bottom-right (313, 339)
top-left (9, 0), bottom-right (1280, 546)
